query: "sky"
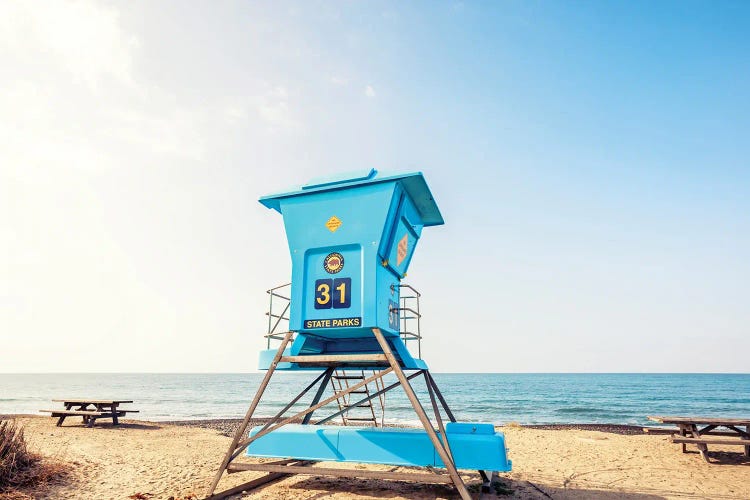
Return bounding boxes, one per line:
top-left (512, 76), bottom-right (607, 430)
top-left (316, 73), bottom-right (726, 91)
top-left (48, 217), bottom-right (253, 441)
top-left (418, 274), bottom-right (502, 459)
top-left (1, 1), bottom-right (748, 373)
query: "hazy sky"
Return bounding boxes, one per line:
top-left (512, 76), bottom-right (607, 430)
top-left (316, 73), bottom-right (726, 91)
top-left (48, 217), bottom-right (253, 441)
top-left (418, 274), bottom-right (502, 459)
top-left (2, 1), bottom-right (748, 373)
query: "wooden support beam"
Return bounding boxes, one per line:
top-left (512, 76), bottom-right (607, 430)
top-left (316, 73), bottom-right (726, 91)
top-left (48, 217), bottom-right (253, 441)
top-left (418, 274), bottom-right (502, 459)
top-left (226, 458), bottom-right (301, 474)
top-left (648, 416), bottom-right (750, 426)
top-left (315, 370), bottom-right (424, 425)
top-left (252, 369), bottom-right (331, 438)
top-left (206, 330), bottom-right (295, 497)
top-left (208, 328), bottom-right (486, 499)
top-left (371, 328), bottom-right (472, 500)
top-left (225, 462), bottom-right (454, 484)
top-left (233, 367), bottom-right (393, 455)
top-left (644, 428), bottom-right (747, 437)
top-left (672, 436), bottom-right (750, 446)
top-left (725, 425), bottom-right (750, 439)
top-left (280, 354), bottom-right (388, 364)
top-left (205, 472), bottom-right (288, 499)
top-left (40, 409), bottom-right (104, 416)
top-left (697, 424), bottom-right (718, 435)
top-left (687, 424), bottom-right (710, 462)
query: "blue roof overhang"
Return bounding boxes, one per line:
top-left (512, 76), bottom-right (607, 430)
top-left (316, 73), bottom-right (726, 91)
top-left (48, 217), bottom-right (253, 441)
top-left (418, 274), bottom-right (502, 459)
top-left (259, 168), bottom-right (444, 226)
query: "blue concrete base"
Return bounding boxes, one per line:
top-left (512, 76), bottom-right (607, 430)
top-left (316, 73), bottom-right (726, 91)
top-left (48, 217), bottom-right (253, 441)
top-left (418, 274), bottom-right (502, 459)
top-left (246, 423), bottom-right (511, 472)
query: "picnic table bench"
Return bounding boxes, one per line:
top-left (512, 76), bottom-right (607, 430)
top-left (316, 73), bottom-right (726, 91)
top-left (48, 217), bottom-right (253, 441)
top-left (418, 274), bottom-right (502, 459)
top-left (647, 415), bottom-right (750, 462)
top-left (40, 399), bottom-right (138, 428)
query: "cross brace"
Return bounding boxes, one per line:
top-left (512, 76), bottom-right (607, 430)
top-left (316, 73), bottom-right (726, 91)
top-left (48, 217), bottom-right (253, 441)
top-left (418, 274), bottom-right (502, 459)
top-left (205, 328), bottom-right (474, 500)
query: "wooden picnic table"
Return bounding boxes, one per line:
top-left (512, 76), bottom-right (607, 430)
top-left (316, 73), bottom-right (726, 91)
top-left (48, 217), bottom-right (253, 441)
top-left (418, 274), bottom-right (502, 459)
top-left (647, 415), bottom-right (750, 462)
top-left (40, 399), bottom-right (138, 428)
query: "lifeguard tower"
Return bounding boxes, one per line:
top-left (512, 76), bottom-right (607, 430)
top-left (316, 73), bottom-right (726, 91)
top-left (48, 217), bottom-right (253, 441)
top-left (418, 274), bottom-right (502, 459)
top-left (206, 169), bottom-right (510, 499)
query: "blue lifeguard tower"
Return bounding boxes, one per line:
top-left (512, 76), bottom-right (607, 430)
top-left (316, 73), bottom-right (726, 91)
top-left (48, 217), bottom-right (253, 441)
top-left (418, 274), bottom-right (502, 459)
top-left (207, 169), bottom-right (510, 499)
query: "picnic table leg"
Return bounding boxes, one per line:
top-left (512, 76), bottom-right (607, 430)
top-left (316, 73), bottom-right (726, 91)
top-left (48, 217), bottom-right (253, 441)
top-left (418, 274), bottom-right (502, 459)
top-left (78, 404), bottom-right (88, 425)
top-left (679, 425), bottom-right (687, 453)
top-left (99, 404), bottom-right (118, 426)
top-left (690, 424), bottom-right (710, 463)
top-left (86, 406), bottom-right (97, 428)
top-left (56, 403), bottom-right (73, 427)
top-left (78, 404), bottom-right (96, 427)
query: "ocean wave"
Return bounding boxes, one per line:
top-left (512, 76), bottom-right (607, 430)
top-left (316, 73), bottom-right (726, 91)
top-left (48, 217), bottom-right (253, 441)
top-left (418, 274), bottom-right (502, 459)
top-left (555, 407), bottom-right (622, 415)
top-left (3, 373), bottom-right (749, 425)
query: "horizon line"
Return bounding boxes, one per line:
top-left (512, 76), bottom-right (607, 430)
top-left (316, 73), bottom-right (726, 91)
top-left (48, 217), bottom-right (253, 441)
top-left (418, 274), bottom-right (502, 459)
top-left (2, 372), bottom-right (749, 376)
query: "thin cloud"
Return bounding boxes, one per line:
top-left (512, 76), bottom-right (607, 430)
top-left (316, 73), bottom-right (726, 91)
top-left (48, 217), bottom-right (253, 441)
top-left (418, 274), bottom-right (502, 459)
top-left (364, 85), bottom-right (376, 98)
top-left (329, 76), bottom-right (349, 86)
top-left (0, 1), bottom-right (138, 90)
top-left (256, 85), bottom-right (303, 131)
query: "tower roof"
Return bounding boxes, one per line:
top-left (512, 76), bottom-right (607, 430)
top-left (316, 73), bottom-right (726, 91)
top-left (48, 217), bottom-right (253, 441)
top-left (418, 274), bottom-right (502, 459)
top-left (259, 168), bottom-right (444, 226)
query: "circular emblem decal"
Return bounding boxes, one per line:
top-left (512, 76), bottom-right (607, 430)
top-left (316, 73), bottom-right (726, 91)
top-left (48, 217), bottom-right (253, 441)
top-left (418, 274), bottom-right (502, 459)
top-left (323, 252), bottom-right (344, 274)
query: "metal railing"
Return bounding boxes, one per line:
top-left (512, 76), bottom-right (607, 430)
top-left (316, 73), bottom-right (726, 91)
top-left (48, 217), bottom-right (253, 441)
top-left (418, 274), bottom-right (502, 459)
top-left (396, 284), bottom-right (422, 358)
top-left (263, 281), bottom-right (422, 358)
top-left (264, 283), bottom-right (291, 349)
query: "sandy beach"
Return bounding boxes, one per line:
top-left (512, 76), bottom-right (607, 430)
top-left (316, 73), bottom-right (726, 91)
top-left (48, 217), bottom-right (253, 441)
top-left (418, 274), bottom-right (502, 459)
top-left (3, 416), bottom-right (747, 499)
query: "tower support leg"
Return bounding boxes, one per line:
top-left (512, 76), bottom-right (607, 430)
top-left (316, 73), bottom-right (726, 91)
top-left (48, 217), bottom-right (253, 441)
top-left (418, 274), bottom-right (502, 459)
top-left (207, 330), bottom-right (481, 500)
top-left (207, 366), bottom-right (396, 498)
top-left (426, 371), bottom-right (492, 487)
top-left (371, 328), bottom-right (472, 500)
top-left (206, 330), bottom-right (294, 497)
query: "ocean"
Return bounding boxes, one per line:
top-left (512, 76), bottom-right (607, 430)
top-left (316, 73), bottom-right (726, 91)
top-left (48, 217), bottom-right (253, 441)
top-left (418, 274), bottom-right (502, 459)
top-left (1, 373), bottom-right (748, 426)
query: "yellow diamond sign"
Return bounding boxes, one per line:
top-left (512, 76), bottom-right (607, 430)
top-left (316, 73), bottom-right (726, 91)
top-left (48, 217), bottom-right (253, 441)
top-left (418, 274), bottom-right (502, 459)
top-left (325, 216), bottom-right (342, 232)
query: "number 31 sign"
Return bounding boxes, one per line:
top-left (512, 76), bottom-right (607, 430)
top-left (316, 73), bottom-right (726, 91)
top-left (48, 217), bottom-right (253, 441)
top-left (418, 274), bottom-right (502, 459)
top-left (314, 278), bottom-right (351, 309)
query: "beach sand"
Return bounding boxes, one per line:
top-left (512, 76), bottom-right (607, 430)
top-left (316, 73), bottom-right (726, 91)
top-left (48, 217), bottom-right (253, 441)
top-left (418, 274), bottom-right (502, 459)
top-left (10, 416), bottom-right (750, 499)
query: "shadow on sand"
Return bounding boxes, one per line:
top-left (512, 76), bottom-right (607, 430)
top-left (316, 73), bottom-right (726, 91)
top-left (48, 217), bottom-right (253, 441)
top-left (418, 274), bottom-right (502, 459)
top-left (692, 449), bottom-right (750, 466)
top-left (283, 476), bottom-right (677, 499)
top-left (279, 473), bottom-right (750, 499)
top-left (57, 421), bottom-right (162, 431)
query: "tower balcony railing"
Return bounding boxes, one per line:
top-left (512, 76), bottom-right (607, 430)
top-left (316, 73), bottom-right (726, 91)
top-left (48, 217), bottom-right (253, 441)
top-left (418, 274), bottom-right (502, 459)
top-left (395, 284), bottom-right (422, 359)
top-left (263, 282), bottom-right (423, 359)
top-left (264, 283), bottom-right (291, 349)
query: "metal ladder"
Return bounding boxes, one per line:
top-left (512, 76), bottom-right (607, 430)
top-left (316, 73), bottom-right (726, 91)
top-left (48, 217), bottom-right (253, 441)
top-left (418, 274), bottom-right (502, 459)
top-left (330, 369), bottom-right (386, 427)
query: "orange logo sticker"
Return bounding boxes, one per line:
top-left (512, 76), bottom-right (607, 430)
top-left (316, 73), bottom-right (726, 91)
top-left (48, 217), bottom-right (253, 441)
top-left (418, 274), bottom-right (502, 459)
top-left (325, 216), bottom-right (342, 232)
top-left (323, 252), bottom-right (345, 274)
top-left (396, 234), bottom-right (408, 266)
